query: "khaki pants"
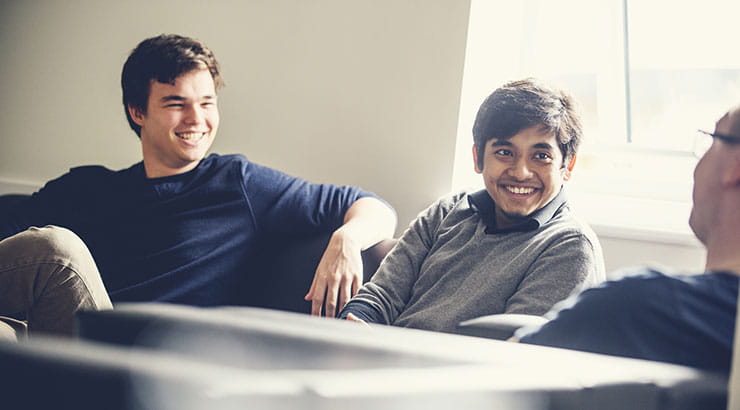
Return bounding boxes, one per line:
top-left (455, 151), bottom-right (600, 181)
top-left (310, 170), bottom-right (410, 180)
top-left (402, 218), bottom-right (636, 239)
top-left (0, 226), bottom-right (112, 337)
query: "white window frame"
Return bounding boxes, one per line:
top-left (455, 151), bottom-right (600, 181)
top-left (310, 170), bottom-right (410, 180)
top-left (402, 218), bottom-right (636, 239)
top-left (452, 0), bottom-right (740, 246)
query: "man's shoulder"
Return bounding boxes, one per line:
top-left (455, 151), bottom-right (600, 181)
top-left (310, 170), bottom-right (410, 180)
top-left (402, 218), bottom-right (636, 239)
top-left (578, 268), bottom-right (738, 335)
top-left (205, 153), bottom-right (247, 164)
top-left (616, 268), bottom-right (740, 297)
top-left (540, 268), bottom-right (671, 320)
top-left (417, 191), bottom-right (474, 222)
top-left (57, 164), bottom-right (118, 185)
top-left (219, 154), bottom-right (296, 181)
top-left (599, 267), bottom-right (674, 291)
top-left (434, 190), bottom-right (474, 212)
top-left (547, 202), bottom-right (587, 228)
top-left (69, 164), bottom-right (116, 175)
top-left (586, 267), bottom-right (723, 302)
top-left (430, 190), bottom-right (484, 213)
top-left (191, 154), bottom-right (254, 184)
top-left (31, 164), bottom-right (124, 202)
top-left (543, 204), bottom-right (601, 246)
top-left (199, 153), bottom-right (249, 171)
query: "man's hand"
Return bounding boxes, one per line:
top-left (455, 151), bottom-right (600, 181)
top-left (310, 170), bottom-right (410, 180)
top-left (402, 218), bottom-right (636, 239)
top-left (304, 230), bottom-right (363, 317)
top-left (346, 312), bottom-right (369, 326)
top-left (304, 196), bottom-right (396, 317)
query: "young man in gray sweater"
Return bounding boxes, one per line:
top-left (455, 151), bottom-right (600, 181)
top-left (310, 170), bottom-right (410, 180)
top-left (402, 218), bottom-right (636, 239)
top-left (339, 79), bottom-right (605, 333)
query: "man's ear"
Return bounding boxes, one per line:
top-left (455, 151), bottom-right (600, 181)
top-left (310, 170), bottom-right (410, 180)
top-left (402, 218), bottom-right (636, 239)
top-left (472, 144), bottom-right (482, 174)
top-left (566, 154), bottom-right (577, 172)
top-left (128, 105), bottom-right (145, 126)
top-left (561, 168), bottom-right (572, 181)
top-left (561, 155), bottom-right (576, 181)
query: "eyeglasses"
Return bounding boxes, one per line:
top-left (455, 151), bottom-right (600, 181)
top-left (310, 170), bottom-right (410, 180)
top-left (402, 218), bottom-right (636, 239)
top-left (693, 129), bottom-right (740, 159)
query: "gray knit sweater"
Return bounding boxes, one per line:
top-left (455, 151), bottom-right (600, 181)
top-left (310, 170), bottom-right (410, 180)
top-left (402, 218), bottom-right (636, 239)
top-left (341, 189), bottom-right (605, 333)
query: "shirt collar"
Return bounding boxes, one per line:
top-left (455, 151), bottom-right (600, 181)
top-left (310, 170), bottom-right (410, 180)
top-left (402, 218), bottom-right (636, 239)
top-left (467, 187), bottom-right (568, 234)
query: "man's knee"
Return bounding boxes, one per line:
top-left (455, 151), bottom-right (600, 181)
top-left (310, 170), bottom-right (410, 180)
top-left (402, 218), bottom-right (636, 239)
top-left (0, 226), bottom-right (111, 335)
top-left (27, 225), bottom-right (85, 249)
top-left (8, 226), bottom-right (92, 266)
top-left (1, 226), bottom-right (113, 330)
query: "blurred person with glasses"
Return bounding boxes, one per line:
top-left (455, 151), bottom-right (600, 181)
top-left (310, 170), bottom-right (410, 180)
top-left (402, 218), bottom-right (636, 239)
top-left (516, 105), bottom-right (740, 374)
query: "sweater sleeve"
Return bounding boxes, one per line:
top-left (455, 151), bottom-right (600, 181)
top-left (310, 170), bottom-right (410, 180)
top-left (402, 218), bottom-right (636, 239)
top-left (240, 160), bottom-right (381, 236)
top-left (504, 232), bottom-right (603, 315)
top-left (340, 195), bottom-right (458, 324)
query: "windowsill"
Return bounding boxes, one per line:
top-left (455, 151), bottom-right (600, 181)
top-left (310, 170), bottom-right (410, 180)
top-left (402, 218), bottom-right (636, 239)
top-left (569, 191), bottom-right (701, 248)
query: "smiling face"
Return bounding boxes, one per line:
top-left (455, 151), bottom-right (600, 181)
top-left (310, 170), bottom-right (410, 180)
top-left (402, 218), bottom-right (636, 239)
top-left (473, 125), bottom-right (570, 229)
top-left (129, 69), bottom-right (219, 178)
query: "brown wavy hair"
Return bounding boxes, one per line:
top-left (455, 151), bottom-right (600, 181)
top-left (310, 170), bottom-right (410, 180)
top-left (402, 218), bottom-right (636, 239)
top-left (121, 34), bottom-right (224, 137)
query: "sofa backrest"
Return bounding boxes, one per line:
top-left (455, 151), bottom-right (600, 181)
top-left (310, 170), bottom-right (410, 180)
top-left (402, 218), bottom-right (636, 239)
top-left (243, 233), bottom-right (397, 314)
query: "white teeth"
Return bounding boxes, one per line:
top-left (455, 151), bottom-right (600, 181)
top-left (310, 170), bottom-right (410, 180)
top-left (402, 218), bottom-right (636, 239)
top-left (177, 132), bottom-right (205, 141)
top-left (506, 186), bottom-right (535, 195)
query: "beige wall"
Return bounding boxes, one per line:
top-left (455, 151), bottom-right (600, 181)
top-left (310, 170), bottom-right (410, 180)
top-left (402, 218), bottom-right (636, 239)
top-left (0, 0), bottom-right (471, 233)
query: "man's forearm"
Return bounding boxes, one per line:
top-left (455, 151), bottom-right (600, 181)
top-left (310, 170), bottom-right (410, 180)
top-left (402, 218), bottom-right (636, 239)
top-left (304, 196), bottom-right (396, 316)
top-left (335, 196), bottom-right (396, 250)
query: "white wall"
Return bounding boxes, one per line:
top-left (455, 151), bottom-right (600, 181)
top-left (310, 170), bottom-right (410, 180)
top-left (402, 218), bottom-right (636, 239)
top-left (0, 0), bottom-right (471, 234)
top-left (598, 236), bottom-right (705, 278)
top-left (570, 195), bottom-right (706, 276)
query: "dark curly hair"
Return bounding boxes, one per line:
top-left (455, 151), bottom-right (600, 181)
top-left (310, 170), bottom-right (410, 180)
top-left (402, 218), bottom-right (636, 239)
top-left (472, 78), bottom-right (583, 169)
top-left (121, 34), bottom-right (224, 137)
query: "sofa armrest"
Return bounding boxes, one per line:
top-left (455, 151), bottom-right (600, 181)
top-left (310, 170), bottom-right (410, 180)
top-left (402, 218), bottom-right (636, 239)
top-left (362, 238), bottom-right (397, 280)
top-left (457, 314), bottom-right (548, 340)
top-left (242, 234), bottom-right (397, 314)
top-left (0, 316), bottom-right (27, 341)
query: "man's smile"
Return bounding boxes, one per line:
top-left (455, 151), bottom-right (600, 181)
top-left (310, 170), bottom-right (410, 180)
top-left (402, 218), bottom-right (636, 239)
top-left (503, 185), bottom-right (538, 195)
top-left (176, 132), bottom-right (207, 141)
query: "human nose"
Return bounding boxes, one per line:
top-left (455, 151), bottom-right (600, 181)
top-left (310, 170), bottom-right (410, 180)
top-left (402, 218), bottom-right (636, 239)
top-left (183, 104), bottom-right (204, 125)
top-left (508, 158), bottom-right (533, 180)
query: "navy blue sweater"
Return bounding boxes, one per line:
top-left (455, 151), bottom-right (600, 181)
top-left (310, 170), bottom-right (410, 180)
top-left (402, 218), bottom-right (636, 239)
top-left (518, 268), bottom-right (738, 372)
top-left (0, 154), bottom-right (373, 305)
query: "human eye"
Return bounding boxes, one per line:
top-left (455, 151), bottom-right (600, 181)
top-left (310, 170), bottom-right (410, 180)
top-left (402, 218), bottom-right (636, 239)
top-left (201, 95), bottom-right (217, 107)
top-left (533, 152), bottom-right (553, 163)
top-left (494, 148), bottom-right (513, 157)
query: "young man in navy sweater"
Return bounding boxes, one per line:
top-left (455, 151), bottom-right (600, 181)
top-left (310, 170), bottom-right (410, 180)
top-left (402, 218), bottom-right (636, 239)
top-left (0, 34), bottom-right (396, 336)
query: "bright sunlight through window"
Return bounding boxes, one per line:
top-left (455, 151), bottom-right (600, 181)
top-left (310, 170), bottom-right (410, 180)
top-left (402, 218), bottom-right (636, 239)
top-left (453, 0), bottom-right (740, 242)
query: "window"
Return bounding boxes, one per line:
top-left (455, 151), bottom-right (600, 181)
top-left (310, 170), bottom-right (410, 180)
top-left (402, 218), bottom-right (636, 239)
top-left (453, 0), bottom-right (740, 240)
top-left (627, 1), bottom-right (740, 151)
